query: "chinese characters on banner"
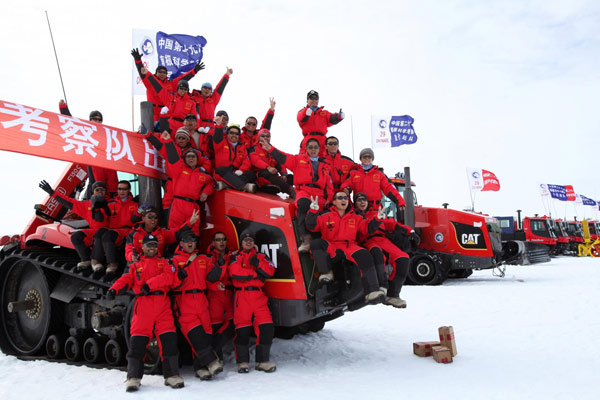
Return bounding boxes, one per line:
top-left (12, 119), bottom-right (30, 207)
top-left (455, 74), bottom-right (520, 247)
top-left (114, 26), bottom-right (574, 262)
top-left (546, 184), bottom-right (567, 201)
top-left (466, 168), bottom-right (501, 192)
top-left (371, 115), bottom-right (417, 148)
top-left (539, 184), bottom-right (550, 197)
top-left (131, 29), bottom-right (207, 95)
top-left (0, 100), bottom-right (165, 178)
top-left (564, 185), bottom-right (576, 201)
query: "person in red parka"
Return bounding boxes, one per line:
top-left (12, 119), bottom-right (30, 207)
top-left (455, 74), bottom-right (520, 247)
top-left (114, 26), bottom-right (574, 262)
top-left (323, 136), bottom-right (357, 189)
top-left (240, 98), bottom-right (276, 150)
top-left (168, 232), bottom-right (224, 380)
top-left (107, 234), bottom-right (184, 391)
top-left (297, 90), bottom-right (344, 156)
top-left (190, 67), bottom-right (232, 133)
top-left (249, 129), bottom-right (294, 197)
top-left (261, 138), bottom-right (333, 251)
top-left (206, 232), bottom-right (235, 363)
top-left (39, 180), bottom-right (116, 273)
top-left (228, 232), bottom-right (277, 373)
top-left (125, 207), bottom-right (198, 263)
top-left (91, 180), bottom-right (139, 279)
top-left (164, 133), bottom-right (215, 235)
top-left (305, 191), bottom-right (386, 305)
top-left (354, 192), bottom-right (415, 308)
top-left (163, 80), bottom-right (199, 132)
top-left (142, 124), bottom-right (210, 217)
top-left (210, 116), bottom-right (257, 192)
top-left (341, 148), bottom-right (406, 210)
top-left (131, 48), bottom-right (203, 127)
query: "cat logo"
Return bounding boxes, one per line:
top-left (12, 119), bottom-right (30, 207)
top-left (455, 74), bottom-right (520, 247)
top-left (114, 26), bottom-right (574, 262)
top-left (461, 233), bottom-right (480, 245)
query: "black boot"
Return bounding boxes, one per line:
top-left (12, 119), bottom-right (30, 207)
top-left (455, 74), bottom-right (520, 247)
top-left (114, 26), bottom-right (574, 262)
top-left (234, 326), bottom-right (252, 372)
top-left (255, 323), bottom-right (276, 372)
top-left (126, 335), bottom-right (149, 379)
top-left (159, 332), bottom-right (184, 388)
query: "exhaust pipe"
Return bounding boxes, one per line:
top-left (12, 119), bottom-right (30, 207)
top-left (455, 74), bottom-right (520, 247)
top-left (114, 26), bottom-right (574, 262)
top-left (403, 167), bottom-right (415, 229)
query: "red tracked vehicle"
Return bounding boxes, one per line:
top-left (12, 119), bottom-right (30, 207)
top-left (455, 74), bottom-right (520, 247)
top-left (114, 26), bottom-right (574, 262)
top-left (495, 214), bottom-right (557, 259)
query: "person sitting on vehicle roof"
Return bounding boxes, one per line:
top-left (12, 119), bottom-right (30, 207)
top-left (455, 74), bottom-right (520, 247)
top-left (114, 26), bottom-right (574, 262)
top-left (228, 232), bottom-right (277, 373)
top-left (354, 192), bottom-right (418, 308)
top-left (162, 136), bottom-right (215, 235)
top-left (125, 207), bottom-right (198, 263)
top-left (131, 48), bottom-right (203, 128)
top-left (161, 80), bottom-right (200, 132)
top-left (168, 231), bottom-right (224, 380)
top-left (240, 97), bottom-right (276, 149)
top-left (107, 234), bottom-right (184, 392)
top-left (249, 129), bottom-right (295, 197)
top-left (191, 67), bottom-right (232, 133)
top-left (206, 232), bottom-right (235, 364)
top-left (210, 115), bottom-right (257, 193)
top-left (39, 180), bottom-right (116, 274)
top-left (306, 191), bottom-right (386, 305)
top-left (90, 180), bottom-right (140, 280)
top-left (324, 136), bottom-right (357, 189)
top-left (341, 148), bottom-right (405, 210)
top-left (297, 90), bottom-right (344, 157)
top-left (260, 137), bottom-right (333, 252)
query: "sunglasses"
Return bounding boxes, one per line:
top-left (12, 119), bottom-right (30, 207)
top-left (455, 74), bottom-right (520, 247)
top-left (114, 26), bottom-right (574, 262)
top-left (242, 237), bottom-right (255, 242)
top-left (306, 145), bottom-right (319, 150)
top-left (144, 242), bottom-right (159, 248)
top-left (246, 121), bottom-right (257, 126)
top-left (185, 154), bottom-right (197, 158)
top-left (90, 117), bottom-right (103, 122)
top-left (260, 134), bottom-right (270, 138)
top-left (326, 142), bottom-right (339, 146)
top-left (228, 131), bottom-right (240, 135)
top-left (308, 96), bottom-right (318, 100)
top-left (145, 214), bottom-right (159, 219)
top-left (117, 187), bottom-right (129, 191)
top-left (335, 195), bottom-right (348, 200)
top-left (213, 237), bottom-right (227, 242)
top-left (361, 155), bottom-right (373, 159)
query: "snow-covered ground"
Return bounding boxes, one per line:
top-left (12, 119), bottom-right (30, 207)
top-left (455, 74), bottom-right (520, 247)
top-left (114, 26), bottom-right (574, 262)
top-left (1, 257), bottom-right (598, 399)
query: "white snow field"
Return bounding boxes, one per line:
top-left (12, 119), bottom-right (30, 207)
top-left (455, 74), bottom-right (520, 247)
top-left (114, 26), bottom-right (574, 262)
top-left (1, 257), bottom-right (598, 400)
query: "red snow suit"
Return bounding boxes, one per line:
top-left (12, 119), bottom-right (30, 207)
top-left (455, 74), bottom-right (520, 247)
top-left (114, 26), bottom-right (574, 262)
top-left (239, 108), bottom-right (274, 150)
top-left (206, 245), bottom-right (234, 326)
top-left (135, 61), bottom-right (197, 122)
top-left (324, 151), bottom-right (356, 189)
top-left (108, 194), bottom-right (139, 244)
top-left (110, 255), bottom-right (175, 337)
top-left (211, 126), bottom-right (252, 171)
top-left (164, 142), bottom-right (215, 234)
top-left (125, 223), bottom-right (192, 262)
top-left (268, 146), bottom-right (333, 208)
top-left (168, 249), bottom-right (222, 335)
top-left (55, 192), bottom-right (116, 246)
top-left (228, 248), bottom-right (276, 329)
top-left (297, 106), bottom-right (343, 156)
top-left (341, 165), bottom-right (406, 209)
top-left (190, 74), bottom-right (229, 130)
top-left (306, 206), bottom-right (381, 264)
top-left (167, 92), bottom-right (198, 132)
top-left (358, 210), bottom-right (410, 278)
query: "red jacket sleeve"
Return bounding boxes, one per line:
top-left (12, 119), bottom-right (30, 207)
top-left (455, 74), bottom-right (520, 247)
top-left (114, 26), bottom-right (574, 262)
top-left (250, 148), bottom-right (270, 170)
top-left (146, 265), bottom-right (176, 291)
top-left (380, 173), bottom-right (406, 207)
top-left (228, 258), bottom-right (258, 282)
top-left (110, 266), bottom-right (135, 294)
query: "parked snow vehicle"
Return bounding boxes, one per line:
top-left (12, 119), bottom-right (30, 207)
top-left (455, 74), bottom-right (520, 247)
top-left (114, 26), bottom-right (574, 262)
top-left (576, 220), bottom-right (600, 257)
top-left (494, 214), bottom-right (554, 262)
top-left (384, 170), bottom-right (508, 286)
top-left (0, 102), bottom-right (358, 368)
top-left (565, 220), bottom-right (585, 253)
top-left (548, 219), bottom-right (572, 255)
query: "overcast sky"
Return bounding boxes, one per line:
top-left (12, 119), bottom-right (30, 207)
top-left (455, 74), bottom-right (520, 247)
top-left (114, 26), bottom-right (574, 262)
top-left (1, 0), bottom-right (599, 235)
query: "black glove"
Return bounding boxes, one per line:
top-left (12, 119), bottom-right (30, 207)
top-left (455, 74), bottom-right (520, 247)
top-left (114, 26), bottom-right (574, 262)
top-left (409, 231), bottom-right (421, 246)
top-left (177, 267), bottom-right (188, 281)
top-left (39, 180), bottom-right (54, 196)
top-left (141, 283), bottom-right (150, 295)
top-left (131, 48), bottom-right (142, 61)
top-left (138, 123), bottom-right (148, 136)
top-left (106, 289), bottom-right (116, 300)
top-left (249, 255), bottom-right (259, 268)
top-left (194, 61), bottom-right (205, 73)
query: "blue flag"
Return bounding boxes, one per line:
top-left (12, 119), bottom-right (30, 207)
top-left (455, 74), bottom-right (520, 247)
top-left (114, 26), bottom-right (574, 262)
top-left (155, 32), bottom-right (207, 79)
top-left (547, 184), bottom-right (567, 201)
top-left (580, 195), bottom-right (597, 207)
top-left (389, 115), bottom-right (417, 147)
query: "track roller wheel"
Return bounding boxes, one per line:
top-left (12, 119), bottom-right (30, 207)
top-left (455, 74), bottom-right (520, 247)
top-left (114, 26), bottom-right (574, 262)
top-left (45, 334), bottom-right (65, 359)
top-left (83, 336), bottom-right (108, 363)
top-left (64, 336), bottom-right (83, 361)
top-left (104, 339), bottom-right (125, 366)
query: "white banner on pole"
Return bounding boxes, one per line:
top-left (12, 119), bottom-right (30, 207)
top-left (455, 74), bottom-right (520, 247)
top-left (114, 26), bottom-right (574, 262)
top-left (132, 29), bottom-right (159, 96)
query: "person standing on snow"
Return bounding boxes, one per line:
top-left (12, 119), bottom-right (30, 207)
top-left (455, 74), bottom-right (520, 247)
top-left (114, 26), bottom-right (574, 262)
top-left (107, 234), bottom-right (185, 392)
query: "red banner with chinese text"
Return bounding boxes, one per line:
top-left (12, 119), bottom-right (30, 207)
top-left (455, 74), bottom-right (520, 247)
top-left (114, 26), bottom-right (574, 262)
top-left (0, 100), bottom-right (165, 178)
top-left (564, 185), bottom-right (576, 201)
top-left (481, 169), bottom-right (500, 192)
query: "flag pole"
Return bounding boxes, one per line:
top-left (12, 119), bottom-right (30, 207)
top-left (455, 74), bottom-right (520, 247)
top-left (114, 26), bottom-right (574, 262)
top-left (45, 11), bottom-right (68, 104)
top-left (350, 115), bottom-right (355, 160)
